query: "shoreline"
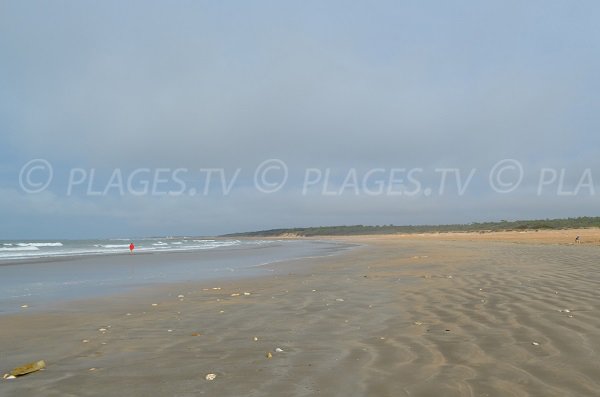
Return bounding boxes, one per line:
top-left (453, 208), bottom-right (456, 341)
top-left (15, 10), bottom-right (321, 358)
top-left (0, 240), bottom-right (355, 315)
top-left (2, 234), bottom-right (600, 396)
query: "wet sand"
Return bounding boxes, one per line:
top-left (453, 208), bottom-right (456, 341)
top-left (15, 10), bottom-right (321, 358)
top-left (0, 240), bottom-right (347, 314)
top-left (2, 234), bottom-right (600, 396)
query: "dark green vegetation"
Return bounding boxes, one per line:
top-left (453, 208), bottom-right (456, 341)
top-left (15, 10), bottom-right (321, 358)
top-left (223, 217), bottom-right (600, 237)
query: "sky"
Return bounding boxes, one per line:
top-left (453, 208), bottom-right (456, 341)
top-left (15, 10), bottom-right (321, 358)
top-left (1, 1), bottom-right (600, 239)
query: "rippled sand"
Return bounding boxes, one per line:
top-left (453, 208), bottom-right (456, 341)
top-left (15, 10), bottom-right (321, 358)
top-left (2, 235), bottom-right (600, 396)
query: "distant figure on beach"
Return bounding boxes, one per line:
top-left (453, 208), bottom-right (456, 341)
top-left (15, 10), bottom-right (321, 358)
top-left (575, 236), bottom-right (581, 244)
top-left (129, 243), bottom-right (135, 254)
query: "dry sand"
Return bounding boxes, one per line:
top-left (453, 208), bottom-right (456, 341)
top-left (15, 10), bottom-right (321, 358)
top-left (390, 228), bottom-right (600, 246)
top-left (2, 233), bottom-right (600, 396)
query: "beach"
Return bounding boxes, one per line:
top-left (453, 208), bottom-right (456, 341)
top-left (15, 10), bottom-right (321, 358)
top-left (2, 232), bottom-right (600, 396)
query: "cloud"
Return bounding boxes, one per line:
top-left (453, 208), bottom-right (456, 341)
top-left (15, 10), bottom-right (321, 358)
top-left (1, 1), bottom-right (600, 237)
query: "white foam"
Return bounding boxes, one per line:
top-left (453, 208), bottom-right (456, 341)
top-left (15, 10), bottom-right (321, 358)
top-left (0, 246), bottom-right (40, 251)
top-left (16, 242), bottom-right (63, 247)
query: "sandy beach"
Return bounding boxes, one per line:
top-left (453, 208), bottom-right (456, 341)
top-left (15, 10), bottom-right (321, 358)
top-left (2, 232), bottom-right (600, 396)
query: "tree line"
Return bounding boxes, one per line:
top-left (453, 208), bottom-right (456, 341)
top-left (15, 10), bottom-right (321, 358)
top-left (223, 217), bottom-right (600, 237)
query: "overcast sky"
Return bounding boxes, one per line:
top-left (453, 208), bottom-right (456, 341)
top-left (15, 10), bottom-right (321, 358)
top-left (1, 1), bottom-right (599, 239)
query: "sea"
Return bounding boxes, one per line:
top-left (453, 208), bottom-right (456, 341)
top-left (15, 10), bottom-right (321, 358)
top-left (0, 237), bottom-right (244, 261)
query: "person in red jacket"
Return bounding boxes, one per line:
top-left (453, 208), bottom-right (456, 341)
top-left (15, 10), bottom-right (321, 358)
top-left (129, 243), bottom-right (135, 254)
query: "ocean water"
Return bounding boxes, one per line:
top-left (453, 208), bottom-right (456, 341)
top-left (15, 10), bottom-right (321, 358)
top-left (0, 239), bottom-right (351, 314)
top-left (0, 237), bottom-right (245, 261)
